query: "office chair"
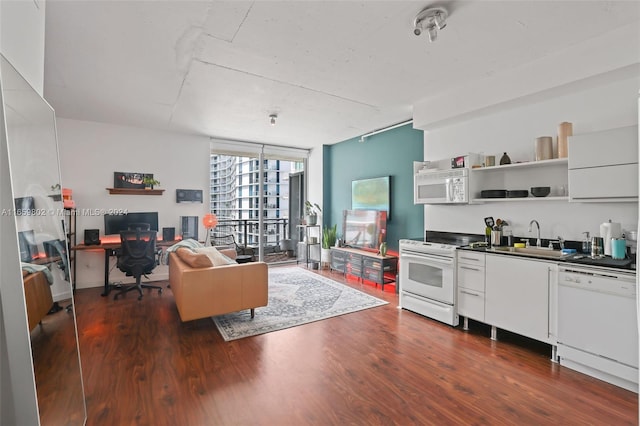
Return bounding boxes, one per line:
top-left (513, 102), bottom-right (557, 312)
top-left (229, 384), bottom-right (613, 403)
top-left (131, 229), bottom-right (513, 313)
top-left (125, 222), bottom-right (164, 266)
top-left (113, 229), bottom-right (163, 301)
top-left (127, 222), bottom-right (151, 231)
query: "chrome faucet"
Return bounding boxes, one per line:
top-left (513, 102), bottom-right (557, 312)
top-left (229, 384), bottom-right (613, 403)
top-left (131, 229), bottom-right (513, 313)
top-left (528, 220), bottom-right (542, 247)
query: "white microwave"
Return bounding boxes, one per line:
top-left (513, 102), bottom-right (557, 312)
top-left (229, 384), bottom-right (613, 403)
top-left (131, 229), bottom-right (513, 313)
top-left (414, 168), bottom-right (469, 204)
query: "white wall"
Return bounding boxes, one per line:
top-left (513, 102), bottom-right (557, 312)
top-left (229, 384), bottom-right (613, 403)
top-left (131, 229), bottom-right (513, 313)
top-left (57, 118), bottom-right (211, 289)
top-left (0, 0), bottom-right (45, 94)
top-left (421, 73), bottom-right (639, 242)
top-left (308, 146), bottom-right (323, 209)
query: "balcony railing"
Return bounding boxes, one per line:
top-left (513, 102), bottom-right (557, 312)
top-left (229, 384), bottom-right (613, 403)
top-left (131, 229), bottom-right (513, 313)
top-left (209, 218), bottom-right (292, 257)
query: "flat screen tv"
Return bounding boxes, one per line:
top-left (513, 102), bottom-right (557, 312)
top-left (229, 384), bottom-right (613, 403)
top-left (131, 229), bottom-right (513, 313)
top-left (352, 176), bottom-right (390, 220)
top-left (342, 209), bottom-right (387, 250)
top-left (104, 211), bottom-right (159, 235)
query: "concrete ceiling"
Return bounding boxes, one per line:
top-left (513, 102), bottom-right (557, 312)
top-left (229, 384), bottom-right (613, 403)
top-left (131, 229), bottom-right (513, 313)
top-left (43, 1), bottom-right (640, 149)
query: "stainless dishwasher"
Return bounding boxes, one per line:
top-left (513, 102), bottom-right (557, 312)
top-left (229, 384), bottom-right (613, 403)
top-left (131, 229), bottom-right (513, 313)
top-left (557, 265), bottom-right (638, 392)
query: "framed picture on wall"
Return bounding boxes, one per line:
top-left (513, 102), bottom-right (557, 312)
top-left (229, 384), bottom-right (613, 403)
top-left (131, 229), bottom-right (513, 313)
top-left (351, 176), bottom-right (391, 220)
top-left (114, 172), bottom-right (153, 189)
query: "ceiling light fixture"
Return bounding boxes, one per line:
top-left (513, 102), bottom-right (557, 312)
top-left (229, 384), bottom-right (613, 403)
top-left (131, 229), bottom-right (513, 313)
top-left (269, 114), bottom-right (277, 126)
top-left (413, 6), bottom-right (448, 42)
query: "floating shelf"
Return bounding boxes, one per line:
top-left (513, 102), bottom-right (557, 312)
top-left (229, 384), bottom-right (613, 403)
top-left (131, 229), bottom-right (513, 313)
top-left (106, 188), bottom-right (164, 195)
top-left (471, 157), bottom-right (568, 172)
top-left (471, 196), bottom-right (568, 203)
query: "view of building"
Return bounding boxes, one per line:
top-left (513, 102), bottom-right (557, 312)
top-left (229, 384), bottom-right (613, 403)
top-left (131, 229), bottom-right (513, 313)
top-left (210, 154), bottom-right (302, 248)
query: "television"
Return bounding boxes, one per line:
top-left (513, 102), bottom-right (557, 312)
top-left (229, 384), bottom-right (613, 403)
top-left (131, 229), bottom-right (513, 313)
top-left (104, 211), bottom-right (159, 235)
top-left (352, 176), bottom-right (391, 220)
top-left (342, 209), bottom-right (387, 250)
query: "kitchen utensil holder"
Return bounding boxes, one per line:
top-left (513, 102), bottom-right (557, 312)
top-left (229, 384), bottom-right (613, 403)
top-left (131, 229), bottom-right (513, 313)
top-left (491, 230), bottom-right (502, 246)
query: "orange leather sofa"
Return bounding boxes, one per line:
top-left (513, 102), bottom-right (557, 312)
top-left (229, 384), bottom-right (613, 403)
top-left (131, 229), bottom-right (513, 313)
top-left (168, 248), bottom-right (268, 322)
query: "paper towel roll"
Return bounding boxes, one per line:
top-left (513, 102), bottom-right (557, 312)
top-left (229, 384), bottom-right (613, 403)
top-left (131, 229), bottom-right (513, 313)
top-left (600, 221), bottom-right (622, 256)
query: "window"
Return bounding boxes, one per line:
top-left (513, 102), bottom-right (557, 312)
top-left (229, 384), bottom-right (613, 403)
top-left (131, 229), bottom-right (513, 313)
top-left (210, 140), bottom-right (308, 260)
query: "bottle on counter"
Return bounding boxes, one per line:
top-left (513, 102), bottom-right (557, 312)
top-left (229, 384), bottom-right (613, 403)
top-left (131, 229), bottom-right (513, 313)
top-left (582, 231), bottom-right (591, 254)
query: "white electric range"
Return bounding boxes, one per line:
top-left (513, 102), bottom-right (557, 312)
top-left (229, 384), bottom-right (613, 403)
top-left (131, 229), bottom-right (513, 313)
top-left (398, 232), bottom-right (484, 326)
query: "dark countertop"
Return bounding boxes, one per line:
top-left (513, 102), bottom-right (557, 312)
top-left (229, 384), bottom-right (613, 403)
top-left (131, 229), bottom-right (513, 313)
top-left (458, 245), bottom-right (636, 273)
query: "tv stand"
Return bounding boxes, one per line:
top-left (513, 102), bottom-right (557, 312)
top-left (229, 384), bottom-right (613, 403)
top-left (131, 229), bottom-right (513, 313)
top-left (329, 247), bottom-right (397, 291)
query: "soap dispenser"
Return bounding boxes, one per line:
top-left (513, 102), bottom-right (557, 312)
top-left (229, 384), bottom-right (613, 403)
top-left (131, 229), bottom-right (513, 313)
top-left (582, 231), bottom-right (591, 254)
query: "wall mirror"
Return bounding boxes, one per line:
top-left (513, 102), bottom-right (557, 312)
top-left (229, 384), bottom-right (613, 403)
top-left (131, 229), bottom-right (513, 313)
top-left (1, 55), bottom-right (86, 424)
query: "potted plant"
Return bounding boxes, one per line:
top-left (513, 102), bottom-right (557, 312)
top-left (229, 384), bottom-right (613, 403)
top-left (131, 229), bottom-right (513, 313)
top-left (304, 201), bottom-right (321, 225)
top-left (142, 176), bottom-right (160, 189)
top-left (321, 224), bottom-right (337, 267)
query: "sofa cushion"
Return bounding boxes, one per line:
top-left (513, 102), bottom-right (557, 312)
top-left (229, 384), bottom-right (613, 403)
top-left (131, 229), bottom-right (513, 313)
top-left (175, 247), bottom-right (213, 268)
top-left (193, 246), bottom-right (237, 266)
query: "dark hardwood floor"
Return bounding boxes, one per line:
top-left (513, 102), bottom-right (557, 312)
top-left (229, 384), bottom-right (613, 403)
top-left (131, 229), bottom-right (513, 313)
top-left (64, 265), bottom-right (638, 425)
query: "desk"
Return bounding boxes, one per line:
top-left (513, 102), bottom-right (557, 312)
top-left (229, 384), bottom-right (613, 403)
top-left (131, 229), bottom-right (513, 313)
top-left (31, 255), bottom-right (62, 266)
top-left (73, 239), bottom-right (180, 296)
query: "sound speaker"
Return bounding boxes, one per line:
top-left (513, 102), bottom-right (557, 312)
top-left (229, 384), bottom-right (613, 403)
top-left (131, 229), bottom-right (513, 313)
top-left (176, 189), bottom-right (203, 203)
top-left (162, 227), bottom-right (175, 242)
top-left (84, 229), bottom-right (101, 246)
top-left (181, 216), bottom-right (198, 240)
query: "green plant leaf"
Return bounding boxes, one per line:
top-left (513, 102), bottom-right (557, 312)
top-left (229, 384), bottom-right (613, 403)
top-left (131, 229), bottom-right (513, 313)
top-left (322, 224), bottom-right (337, 249)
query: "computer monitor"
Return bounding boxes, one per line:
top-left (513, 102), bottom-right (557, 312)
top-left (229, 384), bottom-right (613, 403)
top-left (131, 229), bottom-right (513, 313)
top-left (103, 212), bottom-right (159, 236)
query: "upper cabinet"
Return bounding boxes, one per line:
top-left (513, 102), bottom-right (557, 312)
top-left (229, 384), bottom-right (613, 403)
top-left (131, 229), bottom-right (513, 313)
top-left (568, 125), bottom-right (638, 203)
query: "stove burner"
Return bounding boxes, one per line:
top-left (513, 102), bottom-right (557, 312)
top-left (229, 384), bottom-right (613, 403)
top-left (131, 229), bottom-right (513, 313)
top-left (425, 230), bottom-right (485, 248)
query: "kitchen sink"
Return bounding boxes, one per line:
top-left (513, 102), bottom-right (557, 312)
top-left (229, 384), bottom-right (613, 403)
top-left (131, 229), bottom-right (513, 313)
top-left (489, 246), bottom-right (569, 259)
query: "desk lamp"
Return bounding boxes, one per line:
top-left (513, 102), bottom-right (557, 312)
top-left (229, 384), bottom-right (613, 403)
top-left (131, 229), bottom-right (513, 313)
top-left (203, 213), bottom-right (218, 246)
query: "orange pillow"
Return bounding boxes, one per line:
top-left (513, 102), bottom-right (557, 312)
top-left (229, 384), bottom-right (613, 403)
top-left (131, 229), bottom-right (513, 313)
top-left (175, 247), bottom-right (213, 268)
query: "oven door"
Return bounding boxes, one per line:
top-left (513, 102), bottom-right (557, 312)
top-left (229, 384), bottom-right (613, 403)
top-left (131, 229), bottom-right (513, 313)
top-left (399, 251), bottom-right (455, 304)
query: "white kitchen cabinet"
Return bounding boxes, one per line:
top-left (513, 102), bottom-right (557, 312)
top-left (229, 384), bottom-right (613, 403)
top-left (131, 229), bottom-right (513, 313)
top-left (456, 251), bottom-right (486, 323)
top-left (568, 125), bottom-right (638, 202)
top-left (485, 254), bottom-right (557, 345)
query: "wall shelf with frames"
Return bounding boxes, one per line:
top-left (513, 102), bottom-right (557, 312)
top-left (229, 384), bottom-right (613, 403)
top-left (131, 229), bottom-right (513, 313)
top-left (106, 188), bottom-right (164, 195)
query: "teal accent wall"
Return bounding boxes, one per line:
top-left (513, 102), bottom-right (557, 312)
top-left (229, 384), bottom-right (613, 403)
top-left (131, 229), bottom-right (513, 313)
top-left (322, 124), bottom-right (424, 252)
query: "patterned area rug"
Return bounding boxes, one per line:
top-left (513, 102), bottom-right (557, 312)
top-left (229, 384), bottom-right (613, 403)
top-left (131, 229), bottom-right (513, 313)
top-left (213, 267), bottom-right (388, 341)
